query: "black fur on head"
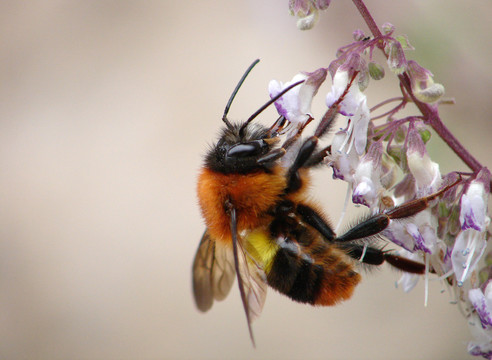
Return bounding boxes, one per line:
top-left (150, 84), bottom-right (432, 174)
top-left (205, 122), bottom-right (276, 174)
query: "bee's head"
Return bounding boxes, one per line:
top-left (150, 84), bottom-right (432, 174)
top-left (203, 59), bottom-right (303, 174)
top-left (205, 122), bottom-right (275, 174)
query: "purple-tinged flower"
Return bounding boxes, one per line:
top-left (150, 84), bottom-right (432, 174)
top-left (393, 173), bottom-right (416, 202)
top-left (386, 40), bottom-right (407, 75)
top-left (352, 29), bottom-right (365, 41)
top-left (384, 208), bottom-right (438, 256)
top-left (289, 0), bottom-right (310, 15)
top-left (406, 218), bottom-right (436, 254)
top-left (269, 68), bottom-right (327, 127)
top-left (452, 169), bottom-right (490, 287)
top-left (352, 142), bottom-right (383, 208)
top-left (381, 22), bottom-right (395, 35)
top-left (337, 52), bottom-right (369, 90)
top-left (289, 0), bottom-right (331, 30)
top-left (352, 180), bottom-right (376, 207)
top-left (326, 69), bottom-right (360, 117)
top-left (384, 221), bottom-right (414, 253)
top-left (452, 229), bottom-right (487, 287)
top-left (325, 69), bottom-right (370, 155)
top-left (460, 168), bottom-right (491, 232)
top-left (289, 0), bottom-right (330, 14)
top-left (469, 283), bottom-right (492, 329)
top-left (467, 313), bottom-right (492, 358)
top-left (380, 155), bottom-right (398, 190)
top-left (326, 127), bottom-right (359, 182)
top-left (407, 60), bottom-right (445, 103)
top-left (406, 125), bottom-right (441, 195)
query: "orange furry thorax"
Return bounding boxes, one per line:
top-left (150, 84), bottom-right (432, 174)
top-left (197, 167), bottom-right (287, 243)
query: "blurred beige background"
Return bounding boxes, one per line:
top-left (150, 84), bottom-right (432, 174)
top-left (1, 1), bottom-right (491, 359)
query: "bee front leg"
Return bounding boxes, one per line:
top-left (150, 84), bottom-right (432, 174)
top-left (286, 137), bottom-right (318, 193)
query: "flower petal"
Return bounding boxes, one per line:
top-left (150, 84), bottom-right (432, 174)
top-left (469, 288), bottom-right (492, 329)
top-left (452, 229), bottom-right (487, 286)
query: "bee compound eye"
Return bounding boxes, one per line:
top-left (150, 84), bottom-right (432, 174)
top-left (227, 141), bottom-right (264, 158)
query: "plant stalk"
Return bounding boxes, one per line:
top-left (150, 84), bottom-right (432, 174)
top-left (351, 0), bottom-right (486, 178)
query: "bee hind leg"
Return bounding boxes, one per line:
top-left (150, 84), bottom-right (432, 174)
top-left (339, 243), bottom-right (426, 274)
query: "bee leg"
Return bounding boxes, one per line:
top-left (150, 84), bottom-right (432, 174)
top-left (304, 145), bottom-right (331, 168)
top-left (384, 253), bottom-right (427, 274)
top-left (257, 148), bottom-right (286, 164)
top-left (385, 177), bottom-right (460, 219)
top-left (286, 109), bottom-right (339, 192)
top-left (338, 243), bottom-right (384, 265)
top-left (296, 203), bottom-right (336, 241)
top-left (336, 178), bottom-right (461, 243)
top-left (335, 214), bottom-right (390, 243)
top-left (258, 117), bottom-right (312, 166)
top-left (339, 243), bottom-right (426, 274)
top-left (286, 137), bottom-right (319, 192)
top-left (285, 72), bottom-right (358, 192)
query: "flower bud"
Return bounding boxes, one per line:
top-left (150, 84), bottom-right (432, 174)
top-left (419, 129), bottom-right (432, 143)
top-left (386, 41), bottom-right (407, 75)
top-left (289, 0), bottom-right (331, 30)
top-left (381, 22), bottom-right (395, 35)
top-left (296, 12), bottom-right (318, 30)
top-left (407, 60), bottom-right (445, 103)
top-left (314, 0), bottom-right (331, 10)
top-left (368, 61), bottom-right (385, 80)
top-left (395, 34), bottom-right (415, 50)
top-left (353, 29), bottom-right (365, 41)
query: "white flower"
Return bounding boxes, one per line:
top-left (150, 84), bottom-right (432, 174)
top-left (452, 170), bottom-right (490, 286)
top-left (467, 313), bottom-right (492, 358)
top-left (407, 151), bottom-right (440, 192)
top-left (289, 0), bottom-right (331, 30)
top-left (406, 125), bottom-right (441, 195)
top-left (452, 229), bottom-right (487, 286)
top-left (352, 142), bottom-right (383, 208)
top-left (469, 283), bottom-right (492, 329)
top-left (461, 182), bottom-right (489, 232)
top-left (269, 68), bottom-right (327, 127)
top-left (326, 126), bottom-right (359, 182)
top-left (405, 213), bottom-right (438, 254)
top-left (384, 210), bottom-right (438, 254)
top-left (384, 221), bottom-right (414, 252)
top-left (325, 70), bottom-right (370, 155)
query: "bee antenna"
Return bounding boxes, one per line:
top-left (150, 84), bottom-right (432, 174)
top-left (222, 59), bottom-right (261, 129)
top-left (239, 79), bottom-right (305, 138)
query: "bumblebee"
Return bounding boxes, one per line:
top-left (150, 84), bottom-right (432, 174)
top-left (193, 60), bottom-right (454, 344)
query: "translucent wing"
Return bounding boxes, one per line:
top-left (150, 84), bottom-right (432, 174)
top-left (236, 239), bottom-right (268, 323)
top-left (228, 207), bottom-right (267, 346)
top-left (192, 231), bottom-right (236, 312)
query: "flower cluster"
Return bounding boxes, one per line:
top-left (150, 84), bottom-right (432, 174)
top-left (288, 0), bottom-right (331, 30)
top-left (276, 12), bottom-right (491, 357)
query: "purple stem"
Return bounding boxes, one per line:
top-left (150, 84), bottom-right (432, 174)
top-left (351, 0), bottom-right (485, 177)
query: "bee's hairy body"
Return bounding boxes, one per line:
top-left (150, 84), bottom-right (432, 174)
top-left (197, 123), bottom-right (360, 306)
